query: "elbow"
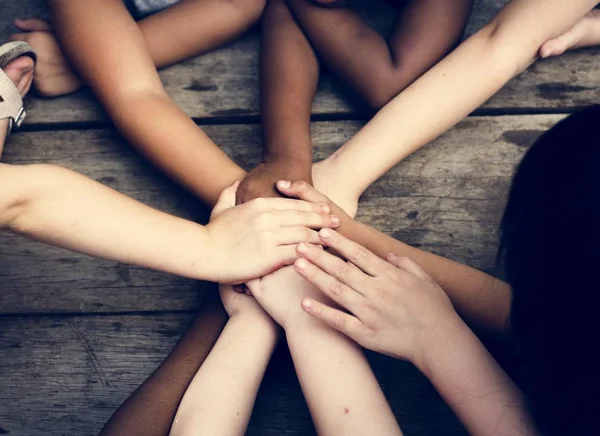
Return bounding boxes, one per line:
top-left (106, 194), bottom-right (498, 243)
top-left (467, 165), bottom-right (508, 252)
top-left (477, 18), bottom-right (541, 78)
top-left (362, 73), bottom-right (414, 112)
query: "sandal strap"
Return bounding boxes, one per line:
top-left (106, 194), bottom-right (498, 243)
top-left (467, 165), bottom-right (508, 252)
top-left (0, 67), bottom-right (25, 135)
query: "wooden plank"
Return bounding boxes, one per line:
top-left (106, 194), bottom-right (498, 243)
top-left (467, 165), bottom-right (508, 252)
top-left (0, 115), bottom-right (563, 314)
top-left (1, 0), bottom-right (597, 125)
top-left (0, 314), bottom-right (465, 435)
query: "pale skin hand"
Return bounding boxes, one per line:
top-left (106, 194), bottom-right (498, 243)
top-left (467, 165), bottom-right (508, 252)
top-left (247, 266), bottom-right (402, 436)
top-left (0, 166), bottom-right (337, 284)
top-left (277, 180), bottom-right (511, 333)
top-left (294, 230), bottom-right (537, 436)
top-left (317, 0), bottom-right (599, 202)
top-left (170, 285), bottom-right (278, 436)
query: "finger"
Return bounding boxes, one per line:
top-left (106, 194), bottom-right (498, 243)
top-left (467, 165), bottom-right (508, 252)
top-left (212, 180), bottom-right (239, 216)
top-left (274, 210), bottom-right (340, 229)
top-left (14, 18), bottom-right (53, 32)
top-left (277, 180), bottom-right (330, 204)
top-left (317, 229), bottom-right (387, 276)
top-left (246, 278), bottom-right (261, 296)
top-left (295, 258), bottom-right (365, 311)
top-left (275, 227), bottom-right (322, 245)
top-left (252, 196), bottom-right (330, 214)
top-left (386, 253), bottom-right (432, 282)
top-left (301, 298), bottom-right (365, 340)
top-left (296, 242), bottom-right (368, 291)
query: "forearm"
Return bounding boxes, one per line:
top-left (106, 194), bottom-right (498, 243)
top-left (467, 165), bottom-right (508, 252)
top-left (139, 0), bottom-right (265, 69)
top-left (286, 317), bottom-right (402, 436)
top-left (100, 294), bottom-right (228, 436)
top-left (0, 163), bottom-right (220, 281)
top-left (171, 315), bottom-right (279, 436)
top-left (341, 218), bottom-right (510, 333)
top-left (287, 0), bottom-right (472, 110)
top-left (260, 0), bottom-right (318, 172)
top-left (327, 0), bottom-right (598, 198)
top-left (46, 0), bottom-right (244, 205)
top-left (416, 319), bottom-right (536, 436)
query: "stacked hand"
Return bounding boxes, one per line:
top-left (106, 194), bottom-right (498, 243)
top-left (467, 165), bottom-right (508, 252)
top-left (292, 228), bottom-right (461, 364)
top-left (207, 181), bottom-right (339, 285)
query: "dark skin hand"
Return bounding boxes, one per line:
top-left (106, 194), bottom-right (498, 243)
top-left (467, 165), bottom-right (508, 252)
top-left (236, 159), bottom-right (313, 203)
top-left (236, 0), bottom-right (318, 205)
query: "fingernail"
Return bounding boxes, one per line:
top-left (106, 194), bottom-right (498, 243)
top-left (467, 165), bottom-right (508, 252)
top-left (321, 204), bottom-right (331, 214)
top-left (320, 228), bottom-right (332, 239)
top-left (278, 180), bottom-right (291, 188)
top-left (296, 258), bottom-right (308, 270)
top-left (297, 243), bottom-right (309, 255)
top-left (302, 299), bottom-right (313, 309)
top-left (330, 216), bottom-right (340, 226)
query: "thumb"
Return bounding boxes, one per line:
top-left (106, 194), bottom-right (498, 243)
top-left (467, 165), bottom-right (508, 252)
top-left (14, 18), bottom-right (53, 32)
top-left (277, 180), bottom-right (329, 203)
top-left (211, 180), bottom-right (239, 217)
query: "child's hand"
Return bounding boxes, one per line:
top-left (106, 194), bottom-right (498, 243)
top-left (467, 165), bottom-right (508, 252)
top-left (236, 162), bottom-right (312, 205)
top-left (207, 181), bottom-right (339, 285)
top-left (247, 266), bottom-right (332, 330)
top-left (276, 180), bottom-right (356, 233)
top-left (219, 284), bottom-right (275, 326)
top-left (10, 18), bottom-right (83, 97)
top-left (293, 229), bottom-right (463, 365)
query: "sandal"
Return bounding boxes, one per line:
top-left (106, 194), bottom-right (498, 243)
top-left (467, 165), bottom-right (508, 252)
top-left (0, 41), bottom-right (37, 135)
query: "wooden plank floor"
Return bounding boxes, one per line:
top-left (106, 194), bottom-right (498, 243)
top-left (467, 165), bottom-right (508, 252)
top-left (0, 0), bottom-right (589, 434)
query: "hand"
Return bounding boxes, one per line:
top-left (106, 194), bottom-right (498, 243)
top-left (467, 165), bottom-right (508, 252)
top-left (276, 180), bottom-right (356, 235)
top-left (236, 161), bottom-right (312, 205)
top-left (10, 18), bottom-right (83, 97)
top-left (207, 181), bottom-right (339, 284)
top-left (219, 284), bottom-right (275, 326)
top-left (247, 266), bottom-right (332, 330)
top-left (293, 229), bottom-right (462, 364)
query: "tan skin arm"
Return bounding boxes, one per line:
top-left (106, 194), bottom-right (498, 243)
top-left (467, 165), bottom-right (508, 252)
top-left (45, 0), bottom-right (245, 206)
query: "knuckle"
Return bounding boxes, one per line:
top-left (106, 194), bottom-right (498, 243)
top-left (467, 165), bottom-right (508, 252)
top-left (334, 261), bottom-right (350, 278)
top-left (330, 280), bottom-right (345, 297)
top-left (295, 180), bottom-right (310, 194)
top-left (351, 247), bottom-right (369, 264)
top-left (332, 314), bottom-right (346, 328)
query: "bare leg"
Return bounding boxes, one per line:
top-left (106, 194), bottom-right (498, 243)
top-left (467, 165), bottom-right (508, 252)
top-left (236, 0), bottom-right (319, 203)
top-left (287, 0), bottom-right (473, 110)
top-left (12, 0), bottom-right (266, 97)
top-left (99, 292), bottom-right (228, 436)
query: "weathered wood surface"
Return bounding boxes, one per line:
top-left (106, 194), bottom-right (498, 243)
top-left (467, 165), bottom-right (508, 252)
top-left (1, 0), bottom-right (598, 125)
top-left (0, 314), bottom-right (465, 436)
top-left (0, 115), bottom-right (562, 314)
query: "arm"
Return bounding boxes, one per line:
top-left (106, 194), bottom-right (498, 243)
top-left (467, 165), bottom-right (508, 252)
top-left (12, 0), bottom-right (265, 97)
top-left (44, 0), bottom-right (245, 205)
top-left (294, 231), bottom-right (536, 436)
top-left (278, 181), bottom-right (510, 333)
top-left (236, 0), bottom-right (318, 203)
top-left (320, 0), bottom-right (599, 202)
top-left (171, 286), bottom-right (279, 436)
top-left (0, 163), bottom-right (338, 284)
top-left (248, 266), bottom-right (402, 435)
top-left (286, 0), bottom-right (473, 110)
top-left (100, 293), bottom-right (228, 436)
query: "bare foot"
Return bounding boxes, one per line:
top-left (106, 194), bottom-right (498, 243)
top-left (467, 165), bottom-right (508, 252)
top-left (312, 159), bottom-right (359, 218)
top-left (540, 10), bottom-right (600, 58)
top-left (10, 18), bottom-right (83, 97)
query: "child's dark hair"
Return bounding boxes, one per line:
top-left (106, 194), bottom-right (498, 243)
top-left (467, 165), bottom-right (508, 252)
top-left (499, 105), bottom-right (600, 435)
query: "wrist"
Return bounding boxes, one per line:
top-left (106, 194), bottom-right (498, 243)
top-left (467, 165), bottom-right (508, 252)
top-left (263, 153), bottom-right (313, 173)
top-left (195, 224), bottom-right (223, 282)
top-left (229, 312), bottom-right (281, 343)
top-left (412, 315), bottom-right (476, 376)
